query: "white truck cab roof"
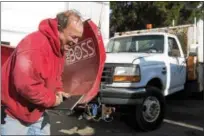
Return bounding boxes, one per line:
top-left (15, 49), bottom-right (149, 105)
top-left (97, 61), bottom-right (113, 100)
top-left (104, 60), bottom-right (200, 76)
top-left (111, 32), bottom-right (176, 40)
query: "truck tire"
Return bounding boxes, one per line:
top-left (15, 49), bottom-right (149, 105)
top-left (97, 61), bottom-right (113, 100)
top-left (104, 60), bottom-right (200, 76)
top-left (134, 86), bottom-right (166, 131)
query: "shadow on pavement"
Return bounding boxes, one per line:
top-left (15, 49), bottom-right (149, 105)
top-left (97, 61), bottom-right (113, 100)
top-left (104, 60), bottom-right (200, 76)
top-left (165, 91), bottom-right (204, 127)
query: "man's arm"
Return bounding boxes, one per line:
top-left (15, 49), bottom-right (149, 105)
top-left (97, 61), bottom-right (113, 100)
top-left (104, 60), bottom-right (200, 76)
top-left (13, 50), bottom-right (56, 108)
top-left (55, 76), bottom-right (64, 93)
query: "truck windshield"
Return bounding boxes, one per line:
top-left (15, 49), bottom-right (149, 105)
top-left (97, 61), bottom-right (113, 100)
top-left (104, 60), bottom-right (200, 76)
top-left (106, 35), bottom-right (164, 53)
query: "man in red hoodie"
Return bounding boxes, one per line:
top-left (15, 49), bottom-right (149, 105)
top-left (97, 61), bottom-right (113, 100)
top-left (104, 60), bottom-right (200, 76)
top-left (1, 10), bottom-right (84, 135)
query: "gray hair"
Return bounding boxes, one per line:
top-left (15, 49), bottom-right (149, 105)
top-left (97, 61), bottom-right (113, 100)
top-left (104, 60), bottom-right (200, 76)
top-left (56, 9), bottom-right (83, 31)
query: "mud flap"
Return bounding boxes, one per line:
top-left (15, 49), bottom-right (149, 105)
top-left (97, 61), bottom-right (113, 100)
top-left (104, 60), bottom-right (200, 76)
top-left (61, 19), bottom-right (106, 105)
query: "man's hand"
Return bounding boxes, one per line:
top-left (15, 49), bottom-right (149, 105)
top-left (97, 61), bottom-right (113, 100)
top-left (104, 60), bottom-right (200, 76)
top-left (56, 91), bottom-right (70, 99)
top-left (53, 92), bottom-right (70, 107)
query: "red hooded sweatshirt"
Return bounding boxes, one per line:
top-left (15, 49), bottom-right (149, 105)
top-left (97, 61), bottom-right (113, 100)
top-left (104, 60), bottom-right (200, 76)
top-left (1, 18), bottom-right (64, 124)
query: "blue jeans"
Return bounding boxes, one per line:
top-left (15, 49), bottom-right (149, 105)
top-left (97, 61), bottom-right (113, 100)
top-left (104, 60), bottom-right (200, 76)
top-left (1, 113), bottom-right (50, 135)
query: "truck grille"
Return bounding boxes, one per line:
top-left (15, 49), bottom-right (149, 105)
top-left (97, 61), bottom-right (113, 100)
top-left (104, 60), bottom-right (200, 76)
top-left (101, 64), bottom-right (114, 84)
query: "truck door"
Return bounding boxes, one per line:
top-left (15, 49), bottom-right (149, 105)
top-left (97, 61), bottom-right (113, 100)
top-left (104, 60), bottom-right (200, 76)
top-left (168, 37), bottom-right (186, 91)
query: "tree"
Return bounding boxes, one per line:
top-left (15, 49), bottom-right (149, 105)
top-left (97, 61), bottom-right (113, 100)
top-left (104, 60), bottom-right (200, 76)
top-left (110, 1), bottom-right (203, 37)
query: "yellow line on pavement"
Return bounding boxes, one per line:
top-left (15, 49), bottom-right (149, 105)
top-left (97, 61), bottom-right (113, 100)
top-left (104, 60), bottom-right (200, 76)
top-left (164, 119), bottom-right (204, 131)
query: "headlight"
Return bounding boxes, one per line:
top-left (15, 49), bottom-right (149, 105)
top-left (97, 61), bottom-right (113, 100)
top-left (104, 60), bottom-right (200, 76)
top-left (113, 65), bottom-right (141, 82)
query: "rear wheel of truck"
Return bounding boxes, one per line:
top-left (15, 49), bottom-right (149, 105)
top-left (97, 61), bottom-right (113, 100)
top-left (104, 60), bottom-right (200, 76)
top-left (134, 87), bottom-right (166, 131)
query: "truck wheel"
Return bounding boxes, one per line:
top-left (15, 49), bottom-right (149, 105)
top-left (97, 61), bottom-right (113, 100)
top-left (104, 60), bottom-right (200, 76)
top-left (134, 86), bottom-right (166, 131)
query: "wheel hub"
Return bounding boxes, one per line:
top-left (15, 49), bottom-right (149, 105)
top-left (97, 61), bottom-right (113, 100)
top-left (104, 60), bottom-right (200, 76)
top-left (142, 96), bottom-right (161, 123)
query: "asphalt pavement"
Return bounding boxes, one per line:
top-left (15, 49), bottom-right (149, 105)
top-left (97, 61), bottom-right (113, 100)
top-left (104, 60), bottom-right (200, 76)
top-left (49, 91), bottom-right (204, 136)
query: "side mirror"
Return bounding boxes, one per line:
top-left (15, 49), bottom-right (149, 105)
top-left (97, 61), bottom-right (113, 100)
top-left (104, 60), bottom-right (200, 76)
top-left (168, 51), bottom-right (173, 56)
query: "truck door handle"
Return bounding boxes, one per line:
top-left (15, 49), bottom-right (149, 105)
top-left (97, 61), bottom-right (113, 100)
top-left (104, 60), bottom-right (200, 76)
top-left (162, 67), bottom-right (166, 74)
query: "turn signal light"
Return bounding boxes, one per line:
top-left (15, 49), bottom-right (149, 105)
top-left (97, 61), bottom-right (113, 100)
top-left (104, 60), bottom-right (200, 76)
top-left (113, 75), bottom-right (140, 82)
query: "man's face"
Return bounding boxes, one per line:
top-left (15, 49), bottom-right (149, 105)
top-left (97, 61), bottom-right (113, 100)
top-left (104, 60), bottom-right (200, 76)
top-left (61, 16), bottom-right (84, 50)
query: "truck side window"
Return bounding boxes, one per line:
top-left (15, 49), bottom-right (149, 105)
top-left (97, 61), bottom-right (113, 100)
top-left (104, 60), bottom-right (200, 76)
top-left (168, 37), bottom-right (181, 57)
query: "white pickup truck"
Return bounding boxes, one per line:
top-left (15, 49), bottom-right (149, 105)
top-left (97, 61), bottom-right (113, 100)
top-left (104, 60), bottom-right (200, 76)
top-left (97, 22), bottom-right (203, 131)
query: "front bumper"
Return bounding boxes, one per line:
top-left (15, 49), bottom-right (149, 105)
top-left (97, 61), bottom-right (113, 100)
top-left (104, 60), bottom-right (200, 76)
top-left (99, 87), bottom-right (146, 105)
